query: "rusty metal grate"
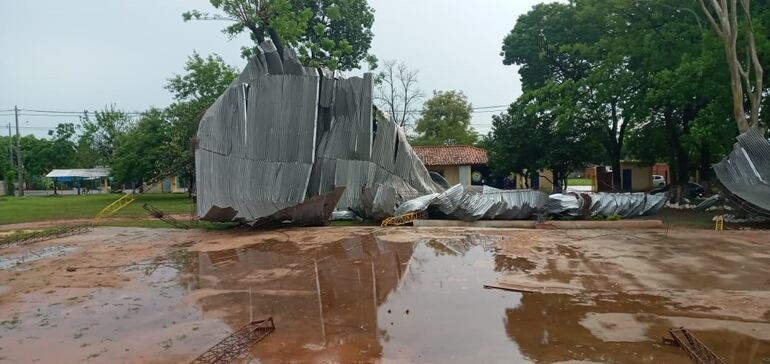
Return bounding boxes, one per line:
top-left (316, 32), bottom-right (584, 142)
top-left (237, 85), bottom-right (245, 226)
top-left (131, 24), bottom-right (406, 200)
top-left (191, 317), bottom-right (275, 364)
top-left (668, 327), bottom-right (725, 364)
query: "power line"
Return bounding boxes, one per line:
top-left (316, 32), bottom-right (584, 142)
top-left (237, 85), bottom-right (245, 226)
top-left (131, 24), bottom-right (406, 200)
top-left (1, 108), bottom-right (145, 115)
top-left (7, 113), bottom-right (86, 118)
top-left (21, 108), bottom-right (145, 114)
top-left (472, 104), bottom-right (509, 110)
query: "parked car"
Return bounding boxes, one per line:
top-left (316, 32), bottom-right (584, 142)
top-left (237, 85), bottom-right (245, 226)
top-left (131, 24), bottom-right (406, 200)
top-left (652, 175), bottom-right (666, 188)
top-left (650, 182), bottom-right (705, 198)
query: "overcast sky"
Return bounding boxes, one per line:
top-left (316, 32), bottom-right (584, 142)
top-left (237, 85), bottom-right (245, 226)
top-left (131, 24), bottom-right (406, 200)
top-left (0, 0), bottom-right (552, 138)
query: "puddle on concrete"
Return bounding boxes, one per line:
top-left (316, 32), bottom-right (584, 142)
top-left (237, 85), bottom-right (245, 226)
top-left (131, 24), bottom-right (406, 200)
top-left (175, 234), bottom-right (770, 363)
top-left (1, 232), bottom-right (768, 363)
top-left (0, 245), bottom-right (78, 270)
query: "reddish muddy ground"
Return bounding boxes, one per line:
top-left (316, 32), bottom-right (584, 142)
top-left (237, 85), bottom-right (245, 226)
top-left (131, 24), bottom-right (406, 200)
top-left (0, 226), bottom-right (768, 363)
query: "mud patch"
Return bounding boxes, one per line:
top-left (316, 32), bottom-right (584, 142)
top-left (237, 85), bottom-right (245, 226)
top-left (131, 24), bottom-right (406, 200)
top-left (0, 245), bottom-right (78, 270)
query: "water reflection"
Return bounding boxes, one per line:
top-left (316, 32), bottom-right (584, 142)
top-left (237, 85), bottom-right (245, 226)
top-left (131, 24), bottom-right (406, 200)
top-left (175, 233), bottom-right (770, 364)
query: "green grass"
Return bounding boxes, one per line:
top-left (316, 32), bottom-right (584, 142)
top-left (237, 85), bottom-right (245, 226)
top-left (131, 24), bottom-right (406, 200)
top-left (0, 193), bottom-right (194, 225)
top-left (99, 220), bottom-right (239, 230)
top-left (567, 178), bottom-right (593, 186)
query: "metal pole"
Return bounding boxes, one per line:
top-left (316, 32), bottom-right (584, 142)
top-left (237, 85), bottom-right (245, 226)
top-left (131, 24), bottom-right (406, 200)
top-left (14, 106), bottom-right (24, 196)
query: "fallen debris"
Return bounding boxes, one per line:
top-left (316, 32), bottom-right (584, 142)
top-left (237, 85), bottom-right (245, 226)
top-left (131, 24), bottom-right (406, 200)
top-left (546, 192), bottom-right (667, 218)
top-left (395, 184), bottom-right (548, 221)
top-left (713, 127), bottom-right (770, 218)
top-left (142, 203), bottom-right (191, 229)
top-left (483, 283), bottom-right (578, 295)
top-left (381, 211), bottom-right (427, 227)
top-left (190, 317), bottom-right (275, 364)
top-left (0, 225), bottom-right (92, 248)
top-left (195, 40), bottom-right (439, 225)
top-left (667, 327), bottom-right (726, 364)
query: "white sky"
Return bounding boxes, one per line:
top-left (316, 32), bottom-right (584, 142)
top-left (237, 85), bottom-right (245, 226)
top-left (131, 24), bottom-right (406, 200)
top-left (0, 0), bottom-right (553, 138)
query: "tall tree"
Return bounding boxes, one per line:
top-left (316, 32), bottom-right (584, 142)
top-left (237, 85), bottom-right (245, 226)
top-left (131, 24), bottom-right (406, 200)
top-left (183, 0), bottom-right (376, 70)
top-left (76, 106), bottom-right (132, 167)
top-left (486, 83), bottom-right (602, 191)
top-left (411, 90), bottom-right (478, 146)
top-left (163, 53), bottom-right (238, 195)
top-left (502, 1), bottom-right (639, 190)
top-left (111, 109), bottom-right (169, 188)
top-left (700, 0), bottom-right (765, 132)
top-left (374, 60), bottom-right (424, 130)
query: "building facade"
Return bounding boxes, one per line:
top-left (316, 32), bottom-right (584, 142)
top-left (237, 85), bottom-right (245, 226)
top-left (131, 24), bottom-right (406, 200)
top-left (413, 145), bottom-right (488, 186)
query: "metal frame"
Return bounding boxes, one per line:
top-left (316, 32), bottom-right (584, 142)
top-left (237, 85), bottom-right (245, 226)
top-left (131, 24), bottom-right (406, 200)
top-left (191, 317), bottom-right (275, 364)
top-left (668, 327), bottom-right (725, 364)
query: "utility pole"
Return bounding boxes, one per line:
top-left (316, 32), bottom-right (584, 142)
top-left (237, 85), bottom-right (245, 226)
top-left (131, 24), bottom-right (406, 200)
top-left (7, 123), bottom-right (11, 167)
top-left (14, 106), bottom-right (24, 196)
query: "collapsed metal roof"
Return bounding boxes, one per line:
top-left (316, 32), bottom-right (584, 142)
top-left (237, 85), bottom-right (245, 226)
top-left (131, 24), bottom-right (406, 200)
top-left (713, 127), bottom-right (770, 217)
top-left (545, 192), bottom-right (668, 218)
top-left (394, 185), bottom-right (549, 221)
top-left (194, 41), bottom-right (440, 225)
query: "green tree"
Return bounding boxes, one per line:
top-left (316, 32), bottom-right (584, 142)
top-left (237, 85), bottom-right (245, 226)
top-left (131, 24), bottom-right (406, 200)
top-left (411, 90), bottom-right (478, 146)
top-left (700, 0), bottom-right (766, 132)
top-left (486, 83), bottom-right (602, 191)
top-left (502, 1), bottom-right (640, 190)
top-left (499, 0), bottom-right (769, 198)
top-left (183, 0), bottom-right (376, 70)
top-left (110, 109), bottom-right (169, 188)
top-left (163, 53), bottom-right (238, 195)
top-left (76, 106), bottom-right (132, 167)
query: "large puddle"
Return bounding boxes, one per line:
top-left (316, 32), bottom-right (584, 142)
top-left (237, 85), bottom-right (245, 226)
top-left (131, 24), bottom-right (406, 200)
top-left (1, 232), bottom-right (768, 363)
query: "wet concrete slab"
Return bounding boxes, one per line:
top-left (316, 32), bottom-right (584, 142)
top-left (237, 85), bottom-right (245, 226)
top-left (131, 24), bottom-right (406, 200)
top-left (0, 227), bottom-right (768, 363)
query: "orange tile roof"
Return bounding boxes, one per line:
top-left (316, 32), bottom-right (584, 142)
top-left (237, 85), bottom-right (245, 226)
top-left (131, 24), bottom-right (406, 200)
top-left (412, 145), bottom-right (488, 166)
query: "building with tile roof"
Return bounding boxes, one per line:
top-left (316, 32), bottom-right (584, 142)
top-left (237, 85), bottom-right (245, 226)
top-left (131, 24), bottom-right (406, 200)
top-left (413, 145), bottom-right (488, 186)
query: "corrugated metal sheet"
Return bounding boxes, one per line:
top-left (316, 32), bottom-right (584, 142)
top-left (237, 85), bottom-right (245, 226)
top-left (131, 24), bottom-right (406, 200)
top-left (195, 42), bottom-right (439, 224)
top-left (713, 127), bottom-right (770, 215)
top-left (545, 192), bottom-right (667, 218)
top-left (395, 184), bottom-right (548, 221)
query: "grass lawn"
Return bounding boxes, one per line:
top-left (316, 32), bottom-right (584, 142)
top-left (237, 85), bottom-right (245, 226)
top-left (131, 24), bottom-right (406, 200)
top-left (0, 193), bottom-right (194, 225)
top-left (567, 178), bottom-right (593, 186)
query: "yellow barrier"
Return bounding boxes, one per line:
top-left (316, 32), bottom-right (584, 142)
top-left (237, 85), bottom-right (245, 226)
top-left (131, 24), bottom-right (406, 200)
top-left (381, 211), bottom-right (427, 227)
top-left (94, 193), bottom-right (136, 222)
top-left (714, 215), bottom-right (725, 231)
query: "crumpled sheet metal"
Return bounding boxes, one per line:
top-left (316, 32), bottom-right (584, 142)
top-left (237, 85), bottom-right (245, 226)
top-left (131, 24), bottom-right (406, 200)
top-left (395, 184), bottom-right (548, 221)
top-left (196, 41), bottom-right (439, 224)
top-left (196, 43), bottom-right (319, 222)
top-left (545, 192), bottom-right (668, 218)
top-left (308, 75), bottom-right (441, 213)
top-left (713, 127), bottom-right (770, 215)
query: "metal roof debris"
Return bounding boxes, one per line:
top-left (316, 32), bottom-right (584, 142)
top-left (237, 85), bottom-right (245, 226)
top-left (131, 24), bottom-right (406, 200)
top-left (195, 41), bottom-right (439, 225)
top-left (713, 127), bottom-right (770, 217)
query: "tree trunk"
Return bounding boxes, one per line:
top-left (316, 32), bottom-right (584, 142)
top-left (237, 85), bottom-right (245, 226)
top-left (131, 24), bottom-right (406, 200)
top-left (724, 43), bottom-right (751, 133)
top-left (698, 143), bottom-right (713, 192)
top-left (267, 27), bottom-right (285, 62)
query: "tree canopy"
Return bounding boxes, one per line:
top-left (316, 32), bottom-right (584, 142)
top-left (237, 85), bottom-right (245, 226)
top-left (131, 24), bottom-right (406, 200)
top-left (162, 53), bottom-right (238, 193)
top-left (488, 0), bottom-right (769, 199)
top-left (410, 90), bottom-right (478, 146)
top-left (184, 0), bottom-right (376, 70)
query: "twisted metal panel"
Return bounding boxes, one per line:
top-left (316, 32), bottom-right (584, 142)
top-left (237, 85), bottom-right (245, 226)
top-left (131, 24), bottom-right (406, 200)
top-left (394, 184), bottom-right (548, 221)
top-left (713, 127), bottom-right (770, 215)
top-left (196, 42), bottom-right (439, 224)
top-left (545, 192), bottom-right (667, 217)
